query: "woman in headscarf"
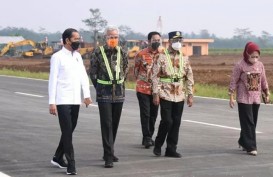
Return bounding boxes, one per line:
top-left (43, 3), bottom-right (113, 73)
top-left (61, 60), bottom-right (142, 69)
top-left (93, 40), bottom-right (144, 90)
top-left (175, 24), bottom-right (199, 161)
top-left (229, 42), bottom-right (270, 156)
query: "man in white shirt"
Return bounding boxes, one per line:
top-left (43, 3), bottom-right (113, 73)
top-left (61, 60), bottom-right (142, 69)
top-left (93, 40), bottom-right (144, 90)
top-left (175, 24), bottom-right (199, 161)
top-left (48, 28), bottom-right (92, 175)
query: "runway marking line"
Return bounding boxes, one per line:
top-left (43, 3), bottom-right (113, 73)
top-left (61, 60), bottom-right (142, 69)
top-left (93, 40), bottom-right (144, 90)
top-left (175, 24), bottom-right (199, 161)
top-left (14, 92), bottom-right (44, 98)
top-left (0, 172), bottom-right (11, 177)
top-left (1, 75), bottom-right (270, 132)
top-left (183, 119), bottom-right (263, 134)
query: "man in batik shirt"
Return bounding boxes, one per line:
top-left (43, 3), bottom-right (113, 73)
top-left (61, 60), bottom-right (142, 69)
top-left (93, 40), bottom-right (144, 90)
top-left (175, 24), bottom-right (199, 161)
top-left (134, 31), bottom-right (162, 149)
top-left (90, 26), bottom-right (128, 168)
top-left (152, 31), bottom-right (194, 158)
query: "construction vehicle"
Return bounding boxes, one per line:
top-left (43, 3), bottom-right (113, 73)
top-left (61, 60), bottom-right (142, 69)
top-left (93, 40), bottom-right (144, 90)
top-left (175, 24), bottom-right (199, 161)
top-left (0, 39), bottom-right (53, 58)
top-left (125, 40), bottom-right (147, 59)
top-left (78, 42), bottom-right (94, 59)
top-left (46, 41), bottom-right (94, 59)
top-left (78, 47), bottom-right (94, 59)
top-left (22, 41), bottom-right (54, 58)
top-left (0, 40), bottom-right (40, 57)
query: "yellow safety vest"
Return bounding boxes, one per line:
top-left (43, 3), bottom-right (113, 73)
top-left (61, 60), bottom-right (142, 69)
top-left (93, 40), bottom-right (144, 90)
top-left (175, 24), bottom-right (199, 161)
top-left (160, 49), bottom-right (184, 83)
top-left (97, 46), bottom-right (124, 85)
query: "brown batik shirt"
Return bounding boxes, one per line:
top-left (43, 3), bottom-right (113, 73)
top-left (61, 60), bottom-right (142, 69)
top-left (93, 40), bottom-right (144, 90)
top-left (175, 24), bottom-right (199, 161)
top-left (90, 45), bottom-right (129, 103)
top-left (152, 48), bottom-right (194, 102)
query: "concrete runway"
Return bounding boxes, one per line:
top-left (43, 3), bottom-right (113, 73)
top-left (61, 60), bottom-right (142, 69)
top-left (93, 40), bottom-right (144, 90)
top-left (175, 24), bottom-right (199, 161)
top-left (0, 75), bottom-right (273, 177)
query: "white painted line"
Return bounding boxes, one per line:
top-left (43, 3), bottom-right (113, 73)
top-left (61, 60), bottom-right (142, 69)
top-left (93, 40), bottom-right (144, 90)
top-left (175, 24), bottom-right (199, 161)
top-left (194, 95), bottom-right (228, 101)
top-left (15, 92), bottom-right (44, 98)
top-left (1, 75), bottom-right (272, 106)
top-left (0, 74), bottom-right (47, 81)
top-left (0, 172), bottom-right (11, 177)
top-left (183, 119), bottom-right (263, 134)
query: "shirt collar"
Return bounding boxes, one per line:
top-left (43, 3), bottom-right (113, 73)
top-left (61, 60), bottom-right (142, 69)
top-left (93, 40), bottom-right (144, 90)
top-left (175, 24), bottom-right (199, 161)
top-left (148, 47), bottom-right (160, 54)
top-left (62, 46), bottom-right (75, 55)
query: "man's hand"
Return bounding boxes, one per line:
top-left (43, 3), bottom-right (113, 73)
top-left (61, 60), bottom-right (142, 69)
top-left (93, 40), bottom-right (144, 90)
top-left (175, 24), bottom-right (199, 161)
top-left (187, 96), bottom-right (193, 107)
top-left (84, 98), bottom-right (92, 107)
top-left (153, 94), bottom-right (160, 106)
top-left (49, 104), bottom-right (57, 116)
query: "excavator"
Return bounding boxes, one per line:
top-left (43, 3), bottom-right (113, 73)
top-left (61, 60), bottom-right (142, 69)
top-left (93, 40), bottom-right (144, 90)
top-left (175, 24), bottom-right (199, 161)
top-left (78, 47), bottom-right (94, 59)
top-left (22, 41), bottom-right (54, 58)
top-left (125, 40), bottom-right (148, 59)
top-left (0, 39), bottom-right (53, 58)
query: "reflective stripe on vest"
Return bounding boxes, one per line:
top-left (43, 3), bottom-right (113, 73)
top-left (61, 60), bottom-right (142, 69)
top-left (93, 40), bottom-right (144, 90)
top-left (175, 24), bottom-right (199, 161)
top-left (160, 78), bottom-right (182, 83)
top-left (161, 49), bottom-right (184, 82)
top-left (98, 46), bottom-right (123, 84)
top-left (97, 78), bottom-right (124, 85)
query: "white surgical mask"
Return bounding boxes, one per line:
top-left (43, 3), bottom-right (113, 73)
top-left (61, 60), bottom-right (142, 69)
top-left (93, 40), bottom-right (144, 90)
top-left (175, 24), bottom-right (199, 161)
top-left (171, 42), bottom-right (182, 51)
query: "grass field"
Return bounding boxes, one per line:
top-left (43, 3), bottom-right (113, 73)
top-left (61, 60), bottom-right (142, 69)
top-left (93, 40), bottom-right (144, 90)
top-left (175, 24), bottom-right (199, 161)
top-left (209, 48), bottom-right (273, 55)
top-left (1, 68), bottom-right (272, 101)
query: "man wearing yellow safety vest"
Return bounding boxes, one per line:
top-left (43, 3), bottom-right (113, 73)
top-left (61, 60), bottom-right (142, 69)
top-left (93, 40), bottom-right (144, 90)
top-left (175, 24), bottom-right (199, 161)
top-left (151, 31), bottom-right (194, 158)
top-left (90, 26), bottom-right (128, 168)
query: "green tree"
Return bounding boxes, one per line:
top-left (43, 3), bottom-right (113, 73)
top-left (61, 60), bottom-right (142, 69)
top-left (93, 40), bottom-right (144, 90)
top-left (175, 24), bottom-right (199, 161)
top-left (233, 28), bottom-right (253, 40)
top-left (258, 31), bottom-right (272, 48)
top-left (82, 8), bottom-right (107, 48)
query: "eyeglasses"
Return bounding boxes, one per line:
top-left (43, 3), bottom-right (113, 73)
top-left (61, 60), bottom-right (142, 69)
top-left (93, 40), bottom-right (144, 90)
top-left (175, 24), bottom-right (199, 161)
top-left (107, 36), bottom-right (119, 39)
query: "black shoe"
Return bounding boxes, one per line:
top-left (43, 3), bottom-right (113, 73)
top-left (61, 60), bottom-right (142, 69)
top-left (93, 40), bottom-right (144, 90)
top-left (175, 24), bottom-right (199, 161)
top-left (165, 151), bottom-right (182, 158)
top-left (143, 137), bottom-right (153, 149)
top-left (66, 164), bottom-right (77, 175)
top-left (153, 146), bottom-right (161, 156)
top-left (51, 156), bottom-right (68, 169)
top-left (104, 160), bottom-right (113, 168)
top-left (238, 142), bottom-right (246, 151)
top-left (113, 155), bottom-right (119, 162)
top-left (103, 155), bottom-right (119, 162)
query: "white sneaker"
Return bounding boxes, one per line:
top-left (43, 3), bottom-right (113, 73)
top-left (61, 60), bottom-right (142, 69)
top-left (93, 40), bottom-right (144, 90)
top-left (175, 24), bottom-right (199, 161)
top-left (51, 158), bottom-right (67, 169)
top-left (247, 150), bottom-right (257, 156)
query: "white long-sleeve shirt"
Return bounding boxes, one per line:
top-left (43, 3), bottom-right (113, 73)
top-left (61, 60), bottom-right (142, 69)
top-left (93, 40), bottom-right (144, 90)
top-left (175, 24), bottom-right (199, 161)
top-left (48, 47), bottom-right (90, 105)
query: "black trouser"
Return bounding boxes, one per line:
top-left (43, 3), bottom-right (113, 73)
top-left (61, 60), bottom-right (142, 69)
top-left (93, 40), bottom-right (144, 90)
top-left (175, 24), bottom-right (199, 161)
top-left (136, 92), bottom-right (159, 139)
top-left (55, 105), bottom-right (80, 165)
top-left (155, 99), bottom-right (184, 152)
top-left (98, 102), bottom-right (123, 161)
top-left (238, 103), bottom-right (260, 151)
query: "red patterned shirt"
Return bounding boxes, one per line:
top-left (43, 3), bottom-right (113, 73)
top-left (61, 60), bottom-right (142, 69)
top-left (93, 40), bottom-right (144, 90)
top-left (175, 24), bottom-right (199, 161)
top-left (134, 48), bottom-right (161, 95)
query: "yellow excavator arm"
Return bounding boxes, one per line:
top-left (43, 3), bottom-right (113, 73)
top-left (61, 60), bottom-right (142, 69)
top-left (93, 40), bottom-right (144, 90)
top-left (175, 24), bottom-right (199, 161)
top-left (0, 42), bottom-right (13, 57)
top-left (0, 40), bottom-right (37, 57)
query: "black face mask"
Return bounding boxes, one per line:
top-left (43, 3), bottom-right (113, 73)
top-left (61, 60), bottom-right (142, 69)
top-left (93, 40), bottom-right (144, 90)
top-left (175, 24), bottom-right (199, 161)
top-left (151, 42), bottom-right (160, 50)
top-left (71, 41), bottom-right (80, 51)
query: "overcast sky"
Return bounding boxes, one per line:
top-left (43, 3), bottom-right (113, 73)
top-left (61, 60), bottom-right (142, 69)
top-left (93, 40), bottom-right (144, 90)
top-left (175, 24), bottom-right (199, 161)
top-left (0, 0), bottom-right (272, 38)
